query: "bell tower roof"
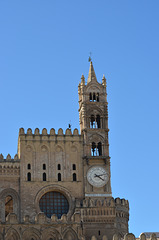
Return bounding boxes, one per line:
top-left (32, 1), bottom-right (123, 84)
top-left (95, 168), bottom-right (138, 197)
top-left (87, 61), bottom-right (97, 83)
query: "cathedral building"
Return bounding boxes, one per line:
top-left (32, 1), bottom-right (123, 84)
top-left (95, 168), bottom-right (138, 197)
top-left (0, 62), bottom-right (157, 240)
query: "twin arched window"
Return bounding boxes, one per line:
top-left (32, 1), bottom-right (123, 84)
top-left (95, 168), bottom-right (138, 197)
top-left (90, 114), bottom-right (101, 128)
top-left (91, 142), bottom-right (102, 156)
top-left (90, 92), bottom-right (99, 102)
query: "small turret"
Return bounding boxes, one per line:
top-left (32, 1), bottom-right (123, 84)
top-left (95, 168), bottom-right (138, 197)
top-left (102, 74), bottom-right (106, 88)
top-left (81, 74), bottom-right (85, 86)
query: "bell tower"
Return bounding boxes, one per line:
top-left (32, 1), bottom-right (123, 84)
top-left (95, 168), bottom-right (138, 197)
top-left (78, 61), bottom-right (112, 198)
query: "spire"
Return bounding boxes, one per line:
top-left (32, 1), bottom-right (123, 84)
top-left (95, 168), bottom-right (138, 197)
top-left (87, 61), bottom-right (97, 84)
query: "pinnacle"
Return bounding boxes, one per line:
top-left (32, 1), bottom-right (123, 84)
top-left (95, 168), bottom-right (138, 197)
top-left (87, 61), bottom-right (97, 83)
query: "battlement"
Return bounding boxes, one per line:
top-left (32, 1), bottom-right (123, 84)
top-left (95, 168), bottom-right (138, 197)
top-left (0, 154), bottom-right (19, 162)
top-left (0, 154), bottom-right (20, 177)
top-left (19, 127), bottom-right (81, 139)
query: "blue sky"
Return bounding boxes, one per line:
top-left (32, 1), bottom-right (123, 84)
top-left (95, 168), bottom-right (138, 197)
top-left (0, 0), bottom-right (159, 236)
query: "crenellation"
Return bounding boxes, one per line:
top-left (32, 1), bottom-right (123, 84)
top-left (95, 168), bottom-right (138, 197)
top-left (6, 154), bottom-right (11, 160)
top-left (0, 154), bottom-right (19, 163)
top-left (34, 128), bottom-right (40, 135)
top-left (14, 154), bottom-right (18, 160)
top-left (19, 127), bottom-right (25, 134)
top-left (65, 128), bottom-right (72, 135)
top-left (73, 128), bottom-right (79, 135)
top-left (27, 128), bottom-right (32, 134)
top-left (19, 127), bottom-right (80, 138)
top-left (58, 128), bottom-right (63, 135)
top-left (50, 128), bottom-right (55, 135)
top-left (42, 128), bottom-right (47, 135)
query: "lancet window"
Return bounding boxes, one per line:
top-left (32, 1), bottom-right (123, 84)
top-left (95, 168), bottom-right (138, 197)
top-left (91, 142), bottom-right (102, 156)
top-left (58, 164), bottom-right (61, 170)
top-left (90, 114), bottom-right (101, 128)
top-left (27, 172), bottom-right (31, 181)
top-left (72, 164), bottom-right (76, 170)
top-left (43, 172), bottom-right (46, 181)
top-left (27, 163), bottom-right (31, 169)
top-left (73, 173), bottom-right (77, 181)
top-left (89, 92), bottom-right (99, 102)
top-left (58, 173), bottom-right (61, 181)
top-left (43, 164), bottom-right (46, 170)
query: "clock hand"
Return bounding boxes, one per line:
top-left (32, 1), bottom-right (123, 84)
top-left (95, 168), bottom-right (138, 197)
top-left (98, 173), bottom-right (106, 177)
top-left (94, 174), bottom-right (104, 181)
top-left (98, 176), bottom-right (104, 181)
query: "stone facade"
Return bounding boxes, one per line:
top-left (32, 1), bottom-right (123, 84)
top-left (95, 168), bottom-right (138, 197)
top-left (0, 62), bottom-right (157, 240)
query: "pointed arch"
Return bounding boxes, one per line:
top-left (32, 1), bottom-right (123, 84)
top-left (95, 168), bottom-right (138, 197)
top-left (87, 105), bottom-right (103, 115)
top-left (22, 227), bottom-right (41, 240)
top-left (42, 227), bottom-right (61, 240)
top-left (88, 133), bottom-right (104, 143)
top-left (63, 227), bottom-right (78, 240)
top-left (41, 144), bottom-right (49, 152)
top-left (55, 145), bottom-right (63, 152)
top-left (5, 228), bottom-right (20, 240)
top-left (86, 83), bottom-right (101, 92)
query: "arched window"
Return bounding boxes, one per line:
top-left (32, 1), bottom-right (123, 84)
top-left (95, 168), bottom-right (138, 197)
top-left (27, 163), bottom-right (31, 169)
top-left (97, 142), bottom-right (102, 156)
top-left (43, 164), bottom-right (46, 170)
top-left (96, 115), bottom-right (101, 128)
top-left (89, 92), bottom-right (92, 101)
top-left (27, 172), bottom-right (31, 181)
top-left (58, 173), bottom-right (61, 181)
top-left (43, 172), bottom-right (46, 181)
top-left (91, 142), bottom-right (102, 156)
top-left (57, 164), bottom-right (61, 170)
top-left (91, 142), bottom-right (96, 156)
top-left (5, 195), bottom-right (13, 218)
top-left (73, 173), bottom-right (77, 181)
top-left (90, 115), bottom-right (96, 128)
top-left (72, 164), bottom-right (76, 170)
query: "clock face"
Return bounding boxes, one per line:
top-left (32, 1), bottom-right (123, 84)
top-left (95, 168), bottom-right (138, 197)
top-left (87, 166), bottom-right (109, 188)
